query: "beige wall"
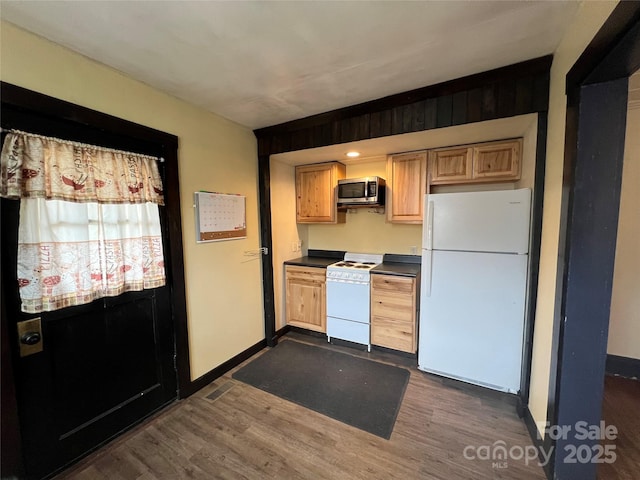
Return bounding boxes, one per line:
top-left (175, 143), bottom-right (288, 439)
top-left (308, 156), bottom-right (423, 254)
top-left (270, 159), bottom-right (308, 330)
top-left (0, 21), bottom-right (265, 380)
top-left (527, 1), bottom-right (618, 436)
top-left (607, 75), bottom-right (640, 360)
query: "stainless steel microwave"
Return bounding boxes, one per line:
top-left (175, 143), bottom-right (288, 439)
top-left (337, 176), bottom-right (386, 206)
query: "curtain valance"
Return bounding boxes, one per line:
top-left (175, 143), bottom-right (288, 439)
top-left (0, 130), bottom-right (164, 205)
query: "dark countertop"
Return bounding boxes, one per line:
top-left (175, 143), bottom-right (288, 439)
top-left (283, 256), bottom-right (338, 268)
top-left (284, 251), bottom-right (421, 277)
top-left (371, 262), bottom-right (421, 277)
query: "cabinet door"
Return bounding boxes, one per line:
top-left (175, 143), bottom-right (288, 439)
top-left (285, 266), bottom-right (326, 332)
top-left (295, 162), bottom-right (345, 223)
top-left (370, 275), bottom-right (417, 353)
top-left (386, 151), bottom-right (427, 223)
top-left (473, 139), bottom-right (521, 181)
top-left (429, 147), bottom-right (473, 185)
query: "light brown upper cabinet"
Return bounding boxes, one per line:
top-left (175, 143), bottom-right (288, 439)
top-left (429, 138), bottom-right (522, 185)
top-left (386, 151), bottom-right (427, 224)
top-left (295, 161), bottom-right (346, 223)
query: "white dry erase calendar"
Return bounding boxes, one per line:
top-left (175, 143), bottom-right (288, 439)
top-left (194, 191), bottom-right (247, 243)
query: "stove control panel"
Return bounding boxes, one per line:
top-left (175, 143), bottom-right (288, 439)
top-left (326, 269), bottom-right (370, 283)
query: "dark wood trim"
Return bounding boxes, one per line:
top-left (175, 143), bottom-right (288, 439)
top-left (254, 56), bottom-right (552, 156)
top-left (554, 77), bottom-right (628, 480)
top-left (566, 2), bottom-right (640, 89)
top-left (288, 326), bottom-right (328, 340)
top-left (0, 83), bottom-right (178, 150)
top-left (185, 339), bottom-right (267, 395)
top-left (606, 354), bottom-right (640, 379)
top-left (585, 13), bottom-right (640, 85)
top-left (276, 325), bottom-right (292, 338)
top-left (519, 114), bottom-right (548, 405)
top-left (0, 265), bottom-right (23, 478)
top-left (258, 154), bottom-right (277, 348)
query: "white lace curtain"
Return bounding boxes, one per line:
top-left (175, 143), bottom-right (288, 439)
top-left (0, 130), bottom-right (166, 313)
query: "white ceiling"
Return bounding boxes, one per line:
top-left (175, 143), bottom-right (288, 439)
top-left (1, 1), bottom-right (580, 130)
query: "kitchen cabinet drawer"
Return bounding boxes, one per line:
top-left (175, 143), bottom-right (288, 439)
top-left (327, 317), bottom-right (369, 346)
top-left (285, 265), bottom-right (326, 333)
top-left (371, 292), bottom-right (413, 318)
top-left (371, 274), bottom-right (414, 295)
top-left (285, 265), bottom-right (326, 282)
top-left (370, 274), bottom-right (417, 353)
top-left (370, 316), bottom-right (415, 353)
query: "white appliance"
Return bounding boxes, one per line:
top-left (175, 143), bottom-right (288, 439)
top-left (418, 188), bottom-right (531, 393)
top-left (326, 252), bottom-right (384, 351)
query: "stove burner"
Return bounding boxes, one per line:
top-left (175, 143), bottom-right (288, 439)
top-left (361, 262), bottom-right (376, 265)
top-left (354, 265), bottom-right (371, 269)
top-left (333, 262), bottom-right (352, 267)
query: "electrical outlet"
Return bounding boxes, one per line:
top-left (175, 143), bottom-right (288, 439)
top-left (296, 241), bottom-right (302, 252)
top-left (409, 246), bottom-right (417, 254)
top-left (291, 242), bottom-right (298, 252)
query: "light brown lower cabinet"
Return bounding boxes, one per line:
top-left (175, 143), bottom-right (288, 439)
top-left (285, 265), bottom-right (326, 333)
top-left (370, 274), bottom-right (417, 353)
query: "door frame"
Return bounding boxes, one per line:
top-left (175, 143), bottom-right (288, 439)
top-left (542, 4), bottom-right (640, 479)
top-left (0, 82), bottom-right (191, 477)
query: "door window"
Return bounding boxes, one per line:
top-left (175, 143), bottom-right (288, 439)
top-left (1, 130), bottom-right (166, 313)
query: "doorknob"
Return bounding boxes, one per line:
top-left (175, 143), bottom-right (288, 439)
top-left (21, 332), bottom-right (42, 345)
top-left (17, 317), bottom-right (43, 357)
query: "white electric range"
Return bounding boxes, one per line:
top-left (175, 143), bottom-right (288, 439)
top-left (326, 252), bottom-right (383, 351)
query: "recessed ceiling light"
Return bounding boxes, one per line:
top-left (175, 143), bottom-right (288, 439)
top-left (346, 151), bottom-right (360, 158)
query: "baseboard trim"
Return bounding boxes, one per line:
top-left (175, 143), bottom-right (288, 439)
top-left (523, 405), bottom-right (553, 480)
top-left (287, 325), bottom-right (328, 339)
top-left (606, 354), bottom-right (640, 379)
top-left (181, 339), bottom-right (266, 398)
top-left (275, 325), bottom-right (291, 338)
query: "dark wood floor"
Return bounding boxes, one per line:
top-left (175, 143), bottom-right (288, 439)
top-left (598, 374), bottom-right (640, 480)
top-left (56, 333), bottom-right (548, 479)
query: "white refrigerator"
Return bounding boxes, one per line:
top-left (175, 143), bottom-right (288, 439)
top-left (418, 188), bottom-right (531, 393)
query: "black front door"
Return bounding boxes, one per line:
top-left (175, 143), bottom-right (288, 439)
top-left (1, 158), bottom-right (177, 479)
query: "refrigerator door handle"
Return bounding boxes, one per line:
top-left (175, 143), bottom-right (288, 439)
top-left (426, 201), bottom-right (434, 250)
top-left (423, 249), bottom-right (433, 297)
